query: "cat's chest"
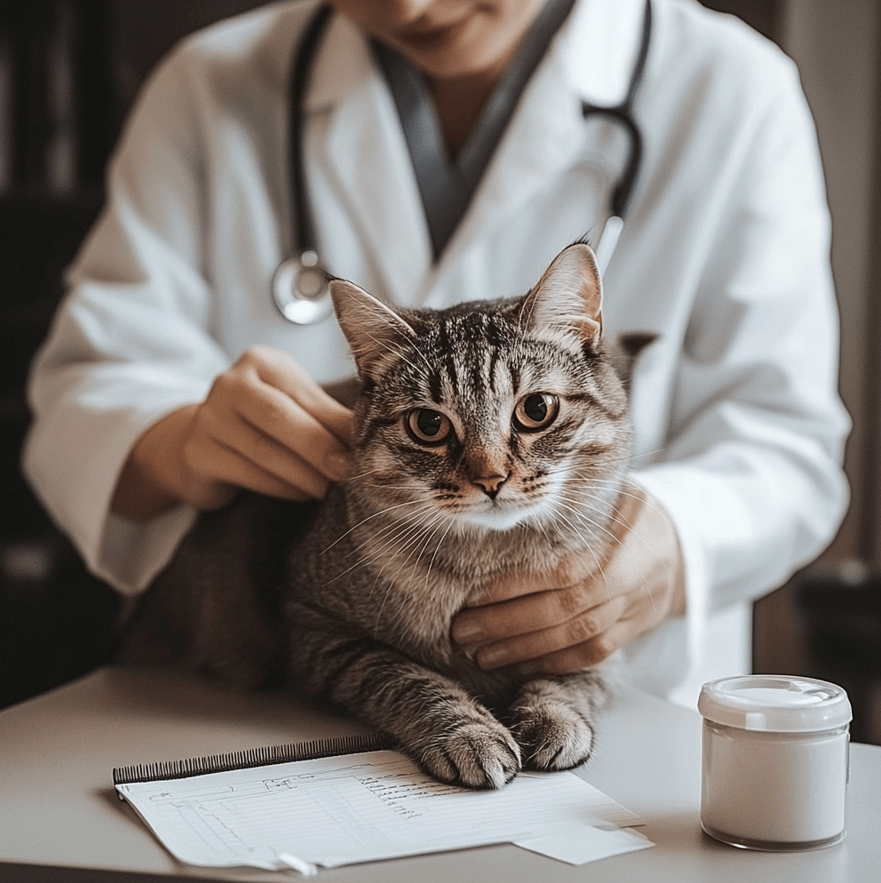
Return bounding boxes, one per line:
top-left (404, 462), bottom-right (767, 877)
top-left (327, 556), bottom-right (518, 700)
top-left (290, 487), bottom-right (580, 681)
top-left (338, 546), bottom-right (468, 663)
top-left (287, 494), bottom-right (461, 649)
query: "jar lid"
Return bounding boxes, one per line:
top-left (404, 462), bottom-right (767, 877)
top-left (698, 675), bottom-right (852, 733)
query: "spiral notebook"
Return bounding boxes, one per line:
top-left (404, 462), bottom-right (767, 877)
top-left (113, 732), bottom-right (651, 874)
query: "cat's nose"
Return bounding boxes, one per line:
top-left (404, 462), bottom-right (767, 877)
top-left (472, 474), bottom-right (509, 499)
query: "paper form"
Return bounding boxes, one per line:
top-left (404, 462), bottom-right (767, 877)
top-left (116, 749), bottom-right (651, 871)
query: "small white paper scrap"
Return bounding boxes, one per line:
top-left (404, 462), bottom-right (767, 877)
top-left (516, 821), bottom-right (654, 865)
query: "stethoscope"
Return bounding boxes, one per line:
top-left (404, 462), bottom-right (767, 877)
top-left (272, 0), bottom-right (652, 325)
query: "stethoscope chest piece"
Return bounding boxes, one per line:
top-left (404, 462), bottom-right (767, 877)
top-left (271, 249), bottom-right (332, 324)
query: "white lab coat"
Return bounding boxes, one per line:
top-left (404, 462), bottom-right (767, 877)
top-left (24, 0), bottom-right (850, 705)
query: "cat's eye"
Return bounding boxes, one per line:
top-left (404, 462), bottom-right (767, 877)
top-left (513, 393), bottom-right (559, 432)
top-left (406, 409), bottom-right (452, 445)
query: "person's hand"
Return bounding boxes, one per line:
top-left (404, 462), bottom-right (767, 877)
top-left (450, 483), bottom-right (686, 674)
top-left (112, 346), bottom-right (353, 518)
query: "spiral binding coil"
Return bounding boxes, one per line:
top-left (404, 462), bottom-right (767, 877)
top-left (113, 731), bottom-right (397, 786)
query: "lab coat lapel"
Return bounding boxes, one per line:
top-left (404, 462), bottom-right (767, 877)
top-left (303, 0), bottom-right (647, 304)
top-left (431, 0), bottom-right (649, 284)
top-left (437, 54), bottom-right (586, 275)
top-left (308, 16), bottom-right (431, 305)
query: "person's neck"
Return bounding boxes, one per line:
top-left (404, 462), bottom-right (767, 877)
top-left (428, 68), bottom-right (501, 159)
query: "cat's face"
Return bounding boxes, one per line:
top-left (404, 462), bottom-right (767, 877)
top-left (330, 243), bottom-right (631, 535)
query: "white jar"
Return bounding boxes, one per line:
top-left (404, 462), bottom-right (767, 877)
top-left (698, 675), bottom-right (851, 851)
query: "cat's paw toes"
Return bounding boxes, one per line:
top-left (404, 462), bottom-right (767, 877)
top-left (420, 722), bottom-right (521, 789)
top-left (514, 708), bottom-right (595, 772)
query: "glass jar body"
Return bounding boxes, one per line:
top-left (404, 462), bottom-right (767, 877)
top-left (700, 720), bottom-right (849, 851)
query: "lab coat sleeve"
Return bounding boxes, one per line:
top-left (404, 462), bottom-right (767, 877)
top-left (628, 56), bottom-right (850, 678)
top-left (23, 46), bottom-right (230, 594)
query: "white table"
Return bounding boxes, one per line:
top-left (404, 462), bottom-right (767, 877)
top-left (2, 666), bottom-right (879, 881)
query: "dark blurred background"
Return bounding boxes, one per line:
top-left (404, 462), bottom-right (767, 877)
top-left (1, 0), bottom-right (879, 743)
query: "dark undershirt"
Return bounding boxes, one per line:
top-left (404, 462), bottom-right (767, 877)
top-left (372, 0), bottom-right (578, 261)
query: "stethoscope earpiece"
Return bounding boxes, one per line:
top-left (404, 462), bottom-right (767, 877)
top-left (594, 215), bottom-right (624, 275)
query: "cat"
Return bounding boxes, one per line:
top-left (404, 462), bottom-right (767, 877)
top-left (120, 241), bottom-right (651, 790)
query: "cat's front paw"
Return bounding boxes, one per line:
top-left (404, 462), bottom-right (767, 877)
top-left (513, 703), bottom-right (595, 772)
top-left (419, 721), bottom-right (521, 789)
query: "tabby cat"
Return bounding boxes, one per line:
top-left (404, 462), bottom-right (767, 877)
top-left (121, 241), bottom-right (647, 789)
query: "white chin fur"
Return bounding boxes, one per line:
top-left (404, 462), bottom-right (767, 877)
top-left (455, 500), bottom-right (548, 532)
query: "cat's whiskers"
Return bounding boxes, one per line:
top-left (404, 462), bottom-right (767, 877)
top-left (362, 482), bottom-right (433, 493)
top-left (423, 515), bottom-right (457, 584)
top-left (559, 483), bottom-right (629, 510)
top-left (553, 500), bottom-right (627, 577)
top-left (543, 461), bottom-right (619, 483)
top-left (628, 447), bottom-right (667, 464)
top-left (554, 483), bottom-right (680, 608)
top-left (368, 570), bottom-right (392, 636)
top-left (322, 521), bottom-right (441, 605)
top-left (409, 519), bottom-right (447, 572)
top-left (368, 510), bottom-right (456, 636)
top-left (403, 516), bottom-right (454, 607)
top-left (518, 515), bottom-right (550, 541)
top-left (551, 483), bottom-right (631, 541)
top-left (346, 464), bottom-right (391, 481)
top-left (362, 503), bottom-right (457, 581)
top-left (361, 515), bottom-right (445, 636)
top-left (357, 505), bottom-right (439, 565)
top-left (553, 482), bottom-right (623, 510)
top-left (370, 512), bottom-right (439, 569)
top-left (565, 476), bottom-right (677, 531)
top-left (551, 497), bottom-right (615, 546)
top-left (544, 506), bottom-right (608, 587)
top-left (543, 471), bottom-right (630, 515)
top-left (329, 506), bottom-right (438, 589)
top-left (318, 495), bottom-right (433, 556)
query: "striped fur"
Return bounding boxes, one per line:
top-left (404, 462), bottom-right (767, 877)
top-left (122, 244), bottom-right (640, 789)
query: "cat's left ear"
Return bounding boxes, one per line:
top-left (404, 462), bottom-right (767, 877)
top-left (521, 242), bottom-right (603, 347)
top-left (329, 279), bottom-right (418, 379)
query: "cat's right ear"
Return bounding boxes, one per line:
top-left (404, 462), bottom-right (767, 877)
top-left (521, 242), bottom-right (603, 349)
top-left (329, 279), bottom-right (417, 379)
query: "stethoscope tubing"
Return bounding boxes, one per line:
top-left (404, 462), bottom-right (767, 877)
top-left (273, 0), bottom-right (651, 324)
top-left (289, 3), bottom-right (333, 264)
top-left (585, 0), bottom-right (651, 272)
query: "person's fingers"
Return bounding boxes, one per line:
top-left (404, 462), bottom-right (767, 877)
top-left (112, 346), bottom-right (355, 518)
top-left (191, 347), bottom-right (354, 494)
top-left (449, 482), bottom-right (685, 678)
top-left (469, 597), bottom-right (626, 670)
top-left (244, 346), bottom-right (353, 446)
top-left (466, 558), bottom-right (590, 606)
top-left (184, 411), bottom-right (332, 500)
top-left (452, 581), bottom-right (601, 645)
top-left (229, 380), bottom-right (351, 483)
top-left (514, 614), bottom-right (643, 676)
top-left (187, 437), bottom-right (316, 504)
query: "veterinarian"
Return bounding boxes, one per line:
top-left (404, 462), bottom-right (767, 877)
top-left (24, 0), bottom-right (849, 706)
